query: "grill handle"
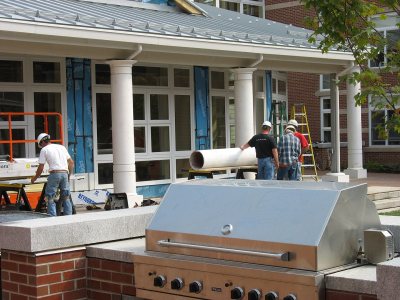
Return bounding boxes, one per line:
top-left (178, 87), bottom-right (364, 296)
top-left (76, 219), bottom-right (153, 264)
top-left (157, 240), bottom-right (290, 261)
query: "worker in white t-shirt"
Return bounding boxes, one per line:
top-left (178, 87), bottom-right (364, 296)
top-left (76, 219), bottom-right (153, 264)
top-left (31, 133), bottom-right (74, 216)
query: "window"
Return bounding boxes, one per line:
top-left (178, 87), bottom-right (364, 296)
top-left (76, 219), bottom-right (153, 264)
top-left (369, 14), bottom-right (400, 68)
top-left (174, 69), bottom-right (190, 88)
top-left (93, 63), bottom-right (193, 186)
top-left (96, 93), bottom-right (112, 154)
top-left (212, 96), bottom-right (226, 148)
top-left (133, 66), bottom-right (168, 86)
top-left (33, 61), bottom-right (61, 83)
top-left (228, 98), bottom-right (235, 147)
top-left (320, 97), bottom-right (331, 142)
top-left (196, 0), bottom-right (265, 18)
top-left (0, 92), bottom-right (24, 121)
top-left (0, 57), bottom-right (65, 159)
top-left (175, 95), bottom-right (191, 151)
top-left (0, 60), bottom-right (23, 82)
top-left (370, 109), bottom-right (400, 146)
top-left (320, 74), bottom-right (331, 90)
top-left (211, 71), bottom-right (225, 89)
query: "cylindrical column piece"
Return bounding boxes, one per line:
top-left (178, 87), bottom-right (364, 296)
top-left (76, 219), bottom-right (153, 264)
top-left (190, 148), bottom-right (256, 170)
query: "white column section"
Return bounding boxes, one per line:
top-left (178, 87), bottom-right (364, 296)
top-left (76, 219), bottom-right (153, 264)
top-left (322, 73), bottom-right (349, 182)
top-left (345, 66), bottom-right (367, 179)
top-left (108, 60), bottom-right (143, 206)
top-left (232, 68), bottom-right (256, 147)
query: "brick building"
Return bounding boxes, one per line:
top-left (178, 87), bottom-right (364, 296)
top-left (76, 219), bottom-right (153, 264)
top-left (265, 0), bottom-right (400, 169)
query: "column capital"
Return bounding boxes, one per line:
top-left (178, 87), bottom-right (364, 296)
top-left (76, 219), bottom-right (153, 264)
top-left (231, 68), bottom-right (256, 81)
top-left (107, 59), bottom-right (137, 68)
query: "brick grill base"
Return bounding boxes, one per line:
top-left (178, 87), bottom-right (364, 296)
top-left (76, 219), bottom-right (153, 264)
top-left (326, 289), bottom-right (378, 300)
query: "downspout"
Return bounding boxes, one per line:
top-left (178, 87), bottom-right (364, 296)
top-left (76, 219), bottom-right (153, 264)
top-left (127, 45), bottom-right (143, 60)
top-left (249, 54), bottom-right (263, 68)
top-left (337, 62), bottom-right (356, 77)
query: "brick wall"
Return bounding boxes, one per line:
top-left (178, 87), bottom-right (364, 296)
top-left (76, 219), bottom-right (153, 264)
top-left (86, 258), bottom-right (135, 300)
top-left (1, 249), bottom-right (87, 300)
top-left (326, 289), bottom-right (377, 300)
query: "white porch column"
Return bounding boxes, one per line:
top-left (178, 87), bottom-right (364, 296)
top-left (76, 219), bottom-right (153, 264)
top-left (232, 68), bottom-right (256, 146)
top-left (322, 73), bottom-right (349, 182)
top-left (344, 66), bottom-right (367, 179)
top-left (108, 60), bottom-right (143, 206)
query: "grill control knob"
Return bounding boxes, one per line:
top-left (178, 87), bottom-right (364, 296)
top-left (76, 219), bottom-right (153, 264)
top-left (248, 289), bottom-right (261, 300)
top-left (171, 278), bottom-right (184, 290)
top-left (265, 291), bottom-right (278, 300)
top-left (283, 294), bottom-right (297, 300)
top-left (231, 287), bottom-right (244, 299)
top-left (189, 280), bottom-right (203, 293)
top-left (153, 275), bottom-right (166, 288)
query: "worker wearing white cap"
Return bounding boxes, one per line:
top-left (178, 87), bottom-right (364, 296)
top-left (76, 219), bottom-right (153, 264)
top-left (240, 121), bottom-right (279, 180)
top-left (31, 133), bottom-right (74, 216)
top-left (287, 119), bottom-right (309, 180)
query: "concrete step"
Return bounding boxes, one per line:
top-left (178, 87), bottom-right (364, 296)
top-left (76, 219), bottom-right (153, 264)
top-left (374, 197), bottom-right (400, 211)
top-left (368, 190), bottom-right (400, 201)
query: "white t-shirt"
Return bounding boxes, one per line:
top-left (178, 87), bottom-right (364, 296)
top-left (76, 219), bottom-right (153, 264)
top-left (38, 143), bottom-right (71, 172)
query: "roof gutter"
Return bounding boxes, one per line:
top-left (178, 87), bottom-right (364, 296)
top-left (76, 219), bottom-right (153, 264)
top-left (249, 54), bottom-right (263, 68)
top-left (127, 44), bottom-right (142, 60)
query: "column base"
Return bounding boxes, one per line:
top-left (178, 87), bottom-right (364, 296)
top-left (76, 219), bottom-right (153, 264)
top-left (126, 193), bottom-right (144, 208)
top-left (321, 172), bottom-right (350, 182)
top-left (344, 168), bottom-right (367, 179)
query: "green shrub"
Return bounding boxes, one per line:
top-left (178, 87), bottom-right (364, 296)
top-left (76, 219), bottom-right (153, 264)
top-left (365, 161), bottom-right (400, 173)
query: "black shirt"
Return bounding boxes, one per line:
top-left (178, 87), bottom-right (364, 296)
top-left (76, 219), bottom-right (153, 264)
top-left (248, 133), bottom-right (277, 159)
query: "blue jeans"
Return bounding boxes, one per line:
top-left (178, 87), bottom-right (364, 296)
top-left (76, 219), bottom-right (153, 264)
top-left (45, 173), bottom-right (72, 216)
top-left (257, 157), bottom-right (275, 180)
top-left (277, 162), bottom-right (299, 181)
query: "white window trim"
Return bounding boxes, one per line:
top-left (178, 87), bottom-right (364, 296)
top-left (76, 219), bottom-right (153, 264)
top-left (320, 96), bottom-right (331, 143)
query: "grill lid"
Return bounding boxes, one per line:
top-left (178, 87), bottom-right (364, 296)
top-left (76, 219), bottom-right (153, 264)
top-left (146, 180), bottom-right (381, 271)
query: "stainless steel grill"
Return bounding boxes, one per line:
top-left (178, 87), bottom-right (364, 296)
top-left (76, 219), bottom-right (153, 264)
top-left (133, 180), bottom-right (381, 300)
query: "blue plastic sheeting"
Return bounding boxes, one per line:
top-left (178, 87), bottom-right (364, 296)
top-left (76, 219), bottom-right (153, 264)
top-left (194, 66), bottom-right (210, 150)
top-left (265, 70), bottom-right (273, 121)
top-left (66, 58), bottom-right (94, 173)
top-left (137, 184), bottom-right (170, 199)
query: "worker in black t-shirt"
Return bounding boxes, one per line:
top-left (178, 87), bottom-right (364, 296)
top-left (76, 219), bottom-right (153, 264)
top-left (240, 121), bottom-right (279, 180)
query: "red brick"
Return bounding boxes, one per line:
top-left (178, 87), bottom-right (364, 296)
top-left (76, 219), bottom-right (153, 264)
top-left (87, 290), bottom-right (112, 300)
top-left (35, 254), bottom-right (62, 265)
top-left (2, 270), bottom-right (11, 281)
top-left (36, 286), bottom-right (50, 297)
top-left (63, 289), bottom-right (87, 300)
top-left (76, 278), bottom-right (86, 289)
top-left (2, 261), bottom-right (19, 272)
top-left (100, 281), bottom-right (121, 294)
top-left (2, 251), bottom-right (10, 260)
top-left (9, 253), bottom-right (29, 263)
top-left (10, 272), bottom-right (28, 284)
top-left (111, 272), bottom-right (133, 285)
top-left (9, 294), bottom-right (28, 300)
top-left (87, 279), bottom-right (101, 290)
top-left (2, 281), bottom-right (19, 293)
top-left (63, 269), bottom-right (86, 281)
top-left (101, 260), bottom-right (121, 272)
top-left (36, 273), bottom-right (62, 286)
top-left (19, 264), bottom-right (36, 275)
top-left (91, 269), bottom-right (112, 281)
top-left (36, 265), bottom-right (49, 275)
top-left (74, 258), bottom-right (86, 270)
top-left (37, 294), bottom-right (63, 300)
top-left (61, 250), bottom-right (86, 260)
top-left (49, 261), bottom-right (74, 273)
top-left (49, 280), bottom-right (75, 294)
top-left (121, 262), bottom-right (134, 273)
top-left (19, 285), bottom-right (37, 297)
top-left (87, 258), bottom-right (101, 269)
top-left (122, 285), bottom-right (136, 296)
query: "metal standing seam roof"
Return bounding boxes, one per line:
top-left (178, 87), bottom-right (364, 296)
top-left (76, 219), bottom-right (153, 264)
top-left (0, 0), bottom-right (331, 51)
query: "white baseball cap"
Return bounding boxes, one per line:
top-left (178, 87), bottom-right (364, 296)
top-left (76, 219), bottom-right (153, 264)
top-left (288, 119), bottom-right (298, 127)
top-left (285, 125), bottom-right (296, 132)
top-left (262, 121), bottom-right (272, 128)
